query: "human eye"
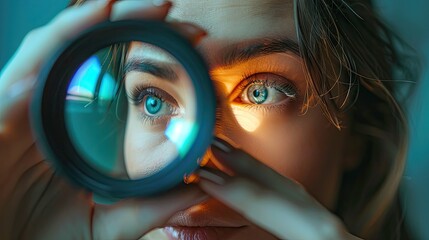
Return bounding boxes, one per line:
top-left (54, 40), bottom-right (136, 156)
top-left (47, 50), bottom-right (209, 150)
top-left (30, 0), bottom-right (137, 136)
top-left (231, 73), bottom-right (298, 110)
top-left (127, 85), bottom-right (180, 125)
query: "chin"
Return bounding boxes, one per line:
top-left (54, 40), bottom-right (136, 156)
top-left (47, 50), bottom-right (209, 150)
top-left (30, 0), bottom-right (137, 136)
top-left (142, 198), bottom-right (278, 240)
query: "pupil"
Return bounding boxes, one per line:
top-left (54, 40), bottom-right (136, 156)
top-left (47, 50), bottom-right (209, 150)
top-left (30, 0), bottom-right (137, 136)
top-left (145, 96), bottom-right (162, 114)
top-left (248, 85), bottom-right (268, 104)
top-left (253, 90), bottom-right (261, 98)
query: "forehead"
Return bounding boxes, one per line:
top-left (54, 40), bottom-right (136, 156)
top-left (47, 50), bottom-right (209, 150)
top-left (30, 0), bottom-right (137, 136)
top-left (168, 0), bottom-right (296, 69)
top-left (169, 0), bottom-right (295, 41)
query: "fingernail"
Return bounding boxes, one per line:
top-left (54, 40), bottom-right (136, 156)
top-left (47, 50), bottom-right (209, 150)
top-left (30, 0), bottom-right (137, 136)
top-left (193, 31), bottom-right (207, 45)
top-left (195, 168), bottom-right (229, 185)
top-left (197, 156), bottom-right (208, 166)
top-left (183, 173), bottom-right (200, 184)
top-left (152, 0), bottom-right (172, 7)
top-left (169, 22), bottom-right (208, 45)
top-left (180, 22), bottom-right (207, 36)
top-left (212, 137), bottom-right (234, 153)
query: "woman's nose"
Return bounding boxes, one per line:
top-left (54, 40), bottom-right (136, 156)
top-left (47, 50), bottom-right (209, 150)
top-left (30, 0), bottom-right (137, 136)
top-left (198, 144), bottom-right (234, 176)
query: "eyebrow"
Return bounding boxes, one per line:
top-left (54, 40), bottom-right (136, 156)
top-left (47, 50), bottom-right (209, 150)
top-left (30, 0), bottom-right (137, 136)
top-left (124, 59), bottom-right (178, 81)
top-left (205, 37), bottom-right (300, 67)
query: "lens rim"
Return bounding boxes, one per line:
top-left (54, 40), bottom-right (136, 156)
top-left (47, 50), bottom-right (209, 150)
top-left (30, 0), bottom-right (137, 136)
top-left (31, 20), bottom-right (215, 198)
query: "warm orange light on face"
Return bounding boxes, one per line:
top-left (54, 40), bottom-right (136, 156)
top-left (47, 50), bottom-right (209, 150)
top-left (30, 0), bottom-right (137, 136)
top-left (231, 107), bottom-right (261, 132)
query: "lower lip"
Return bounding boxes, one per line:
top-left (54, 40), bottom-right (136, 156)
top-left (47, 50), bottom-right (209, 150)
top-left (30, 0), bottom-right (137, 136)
top-left (163, 226), bottom-right (244, 240)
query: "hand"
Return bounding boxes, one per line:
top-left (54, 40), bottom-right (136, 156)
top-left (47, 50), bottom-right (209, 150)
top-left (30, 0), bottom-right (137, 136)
top-left (0, 1), bottom-right (207, 239)
top-left (195, 138), bottom-right (362, 240)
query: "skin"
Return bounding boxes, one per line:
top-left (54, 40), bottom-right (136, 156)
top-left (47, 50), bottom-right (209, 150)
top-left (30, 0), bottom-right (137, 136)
top-left (0, 2), bottom-right (209, 239)
top-left (124, 42), bottom-right (197, 179)
top-left (141, 0), bottom-right (355, 239)
top-left (0, 1), bottom-right (361, 239)
top-left (170, 0), bottom-right (347, 207)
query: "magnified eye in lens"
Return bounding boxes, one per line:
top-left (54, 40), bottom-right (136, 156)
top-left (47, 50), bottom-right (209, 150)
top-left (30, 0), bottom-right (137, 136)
top-left (64, 41), bottom-right (197, 180)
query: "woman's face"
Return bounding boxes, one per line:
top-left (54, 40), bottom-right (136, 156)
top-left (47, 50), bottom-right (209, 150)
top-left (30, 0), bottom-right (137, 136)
top-left (124, 43), bottom-right (198, 178)
top-left (125, 0), bottom-right (353, 239)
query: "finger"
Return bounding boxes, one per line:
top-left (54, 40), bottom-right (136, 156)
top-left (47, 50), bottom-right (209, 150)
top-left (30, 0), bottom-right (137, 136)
top-left (110, 0), bottom-right (171, 21)
top-left (211, 137), bottom-right (307, 197)
top-left (169, 22), bottom-right (207, 46)
top-left (48, 0), bottom-right (117, 40)
top-left (0, 76), bottom-right (35, 134)
top-left (92, 185), bottom-right (207, 240)
top-left (196, 168), bottom-right (350, 240)
top-left (111, 1), bottom-right (207, 45)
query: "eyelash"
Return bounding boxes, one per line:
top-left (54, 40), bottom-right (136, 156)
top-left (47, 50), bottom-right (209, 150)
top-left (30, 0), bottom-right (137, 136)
top-left (129, 85), bottom-right (159, 103)
top-left (231, 72), bottom-right (299, 112)
top-left (127, 85), bottom-right (178, 124)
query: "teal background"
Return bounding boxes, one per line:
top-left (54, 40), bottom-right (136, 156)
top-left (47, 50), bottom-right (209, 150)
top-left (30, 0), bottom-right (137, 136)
top-left (0, 0), bottom-right (69, 68)
top-left (1, 0), bottom-right (428, 238)
top-left (375, 1), bottom-right (429, 239)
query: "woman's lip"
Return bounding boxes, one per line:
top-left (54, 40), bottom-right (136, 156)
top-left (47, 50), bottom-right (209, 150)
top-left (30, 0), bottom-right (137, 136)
top-left (166, 210), bottom-right (245, 227)
top-left (162, 226), bottom-right (246, 240)
top-left (161, 199), bottom-right (250, 239)
top-left (165, 200), bottom-right (248, 227)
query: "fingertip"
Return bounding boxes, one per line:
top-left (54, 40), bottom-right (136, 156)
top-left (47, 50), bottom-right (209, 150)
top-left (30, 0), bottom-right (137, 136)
top-left (111, 0), bottom-right (172, 21)
top-left (210, 138), bottom-right (233, 165)
top-left (210, 141), bottom-right (239, 173)
top-left (152, 0), bottom-right (173, 8)
top-left (193, 31), bottom-right (208, 45)
top-left (170, 22), bottom-right (208, 45)
top-left (195, 168), bottom-right (230, 186)
top-left (212, 137), bottom-right (234, 153)
top-left (195, 168), bottom-right (235, 199)
top-left (198, 178), bottom-right (220, 194)
top-left (210, 138), bottom-right (262, 176)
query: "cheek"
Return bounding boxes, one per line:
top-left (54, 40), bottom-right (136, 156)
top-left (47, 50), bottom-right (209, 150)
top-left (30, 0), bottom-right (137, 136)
top-left (218, 107), bottom-right (346, 209)
top-left (124, 117), bottom-right (179, 179)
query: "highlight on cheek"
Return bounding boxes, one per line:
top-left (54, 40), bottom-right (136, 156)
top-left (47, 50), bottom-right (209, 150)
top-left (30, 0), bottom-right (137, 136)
top-left (231, 106), bottom-right (262, 132)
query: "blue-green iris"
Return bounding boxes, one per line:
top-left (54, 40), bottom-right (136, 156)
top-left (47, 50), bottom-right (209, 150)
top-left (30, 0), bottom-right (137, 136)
top-left (248, 84), bottom-right (268, 104)
top-left (145, 95), bottom-right (162, 115)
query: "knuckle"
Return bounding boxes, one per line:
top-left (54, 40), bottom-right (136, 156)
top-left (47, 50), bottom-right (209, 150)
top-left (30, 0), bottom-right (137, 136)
top-left (24, 26), bottom-right (48, 42)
